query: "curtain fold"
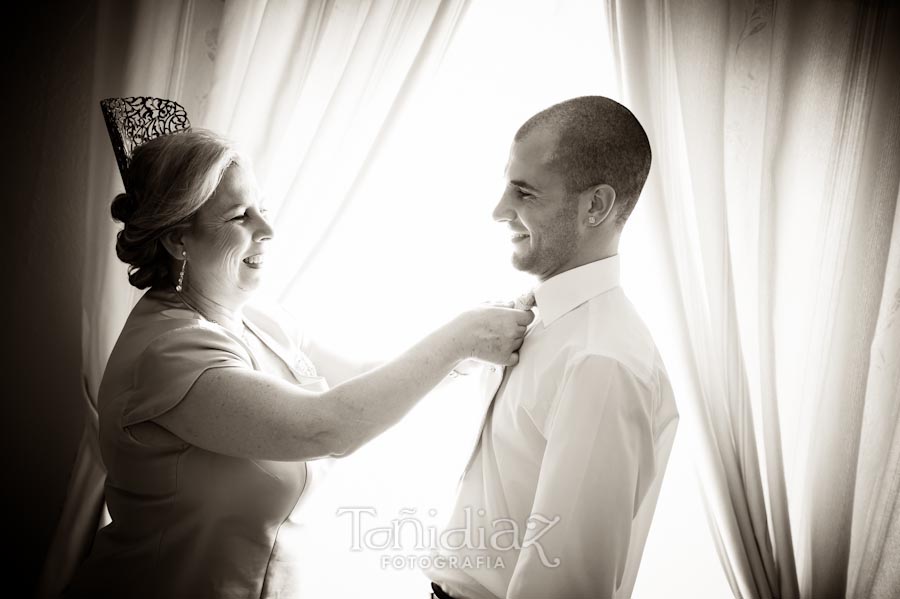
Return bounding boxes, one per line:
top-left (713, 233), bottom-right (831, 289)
top-left (38, 1), bottom-right (470, 596)
top-left (847, 184), bottom-right (900, 599)
top-left (607, 0), bottom-right (900, 597)
top-left (845, 8), bottom-right (900, 592)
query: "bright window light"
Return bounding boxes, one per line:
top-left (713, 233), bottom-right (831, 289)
top-left (259, 1), bottom-right (730, 597)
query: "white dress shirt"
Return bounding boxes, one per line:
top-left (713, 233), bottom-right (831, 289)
top-left (426, 256), bottom-right (679, 599)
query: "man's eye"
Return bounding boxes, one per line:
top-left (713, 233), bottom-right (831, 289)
top-left (230, 213), bottom-right (247, 221)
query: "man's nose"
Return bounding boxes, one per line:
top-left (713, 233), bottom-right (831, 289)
top-left (492, 190), bottom-right (514, 222)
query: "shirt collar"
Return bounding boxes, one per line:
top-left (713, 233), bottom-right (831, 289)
top-left (533, 255), bottom-right (620, 327)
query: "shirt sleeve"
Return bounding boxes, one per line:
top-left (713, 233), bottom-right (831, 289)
top-left (121, 324), bottom-right (253, 427)
top-left (507, 354), bottom-right (658, 599)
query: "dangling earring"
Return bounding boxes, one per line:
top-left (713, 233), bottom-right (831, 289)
top-left (176, 250), bottom-right (187, 292)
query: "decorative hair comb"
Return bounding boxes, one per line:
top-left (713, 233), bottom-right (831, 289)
top-left (100, 96), bottom-right (192, 191)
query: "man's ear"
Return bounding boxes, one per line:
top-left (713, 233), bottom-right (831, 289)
top-left (160, 228), bottom-right (187, 260)
top-left (585, 184), bottom-right (616, 226)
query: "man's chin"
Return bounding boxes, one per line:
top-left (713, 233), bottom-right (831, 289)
top-left (511, 251), bottom-right (535, 273)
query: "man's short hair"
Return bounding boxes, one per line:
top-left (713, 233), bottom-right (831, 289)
top-left (515, 96), bottom-right (651, 225)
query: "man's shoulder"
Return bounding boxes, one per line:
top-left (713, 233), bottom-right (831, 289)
top-left (575, 289), bottom-right (665, 387)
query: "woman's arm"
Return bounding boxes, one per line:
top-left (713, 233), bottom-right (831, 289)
top-left (153, 305), bottom-right (533, 461)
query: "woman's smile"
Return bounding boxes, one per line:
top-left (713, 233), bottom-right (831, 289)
top-left (243, 253), bottom-right (265, 268)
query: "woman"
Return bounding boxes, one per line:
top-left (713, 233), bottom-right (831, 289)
top-left (65, 129), bottom-right (532, 598)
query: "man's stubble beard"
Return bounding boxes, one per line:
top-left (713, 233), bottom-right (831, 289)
top-left (511, 198), bottom-right (580, 278)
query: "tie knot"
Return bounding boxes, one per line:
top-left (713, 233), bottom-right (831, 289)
top-left (514, 290), bottom-right (536, 311)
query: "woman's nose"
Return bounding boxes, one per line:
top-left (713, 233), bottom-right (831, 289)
top-left (254, 217), bottom-right (275, 242)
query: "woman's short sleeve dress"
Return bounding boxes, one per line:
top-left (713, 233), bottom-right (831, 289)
top-left (65, 287), bottom-right (327, 599)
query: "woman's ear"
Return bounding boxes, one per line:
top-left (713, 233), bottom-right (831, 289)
top-left (160, 229), bottom-right (186, 260)
top-left (585, 184), bottom-right (616, 226)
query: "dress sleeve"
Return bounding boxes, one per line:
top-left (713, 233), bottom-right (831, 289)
top-left (121, 324), bottom-right (253, 427)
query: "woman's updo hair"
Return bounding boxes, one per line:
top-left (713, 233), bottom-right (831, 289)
top-left (111, 129), bottom-right (238, 289)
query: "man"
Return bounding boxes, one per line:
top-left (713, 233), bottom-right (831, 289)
top-left (426, 97), bottom-right (679, 599)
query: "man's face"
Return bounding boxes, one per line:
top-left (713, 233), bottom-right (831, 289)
top-left (493, 127), bottom-right (581, 281)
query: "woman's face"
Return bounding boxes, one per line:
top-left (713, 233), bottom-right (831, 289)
top-left (182, 161), bottom-right (274, 305)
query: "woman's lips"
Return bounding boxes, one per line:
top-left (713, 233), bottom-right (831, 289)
top-left (243, 254), bottom-right (265, 268)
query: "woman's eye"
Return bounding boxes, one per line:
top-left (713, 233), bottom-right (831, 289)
top-left (230, 213), bottom-right (247, 221)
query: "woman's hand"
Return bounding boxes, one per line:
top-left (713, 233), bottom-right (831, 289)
top-left (451, 305), bottom-right (535, 366)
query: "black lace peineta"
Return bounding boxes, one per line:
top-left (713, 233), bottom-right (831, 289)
top-left (100, 97), bottom-right (192, 191)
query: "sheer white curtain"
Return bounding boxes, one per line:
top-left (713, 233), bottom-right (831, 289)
top-left (607, 0), bottom-right (900, 597)
top-left (38, 1), bottom-right (469, 596)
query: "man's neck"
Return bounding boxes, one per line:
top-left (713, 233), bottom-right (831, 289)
top-left (538, 248), bottom-right (619, 283)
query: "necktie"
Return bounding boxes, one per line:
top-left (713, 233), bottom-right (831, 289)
top-left (458, 290), bottom-right (538, 480)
